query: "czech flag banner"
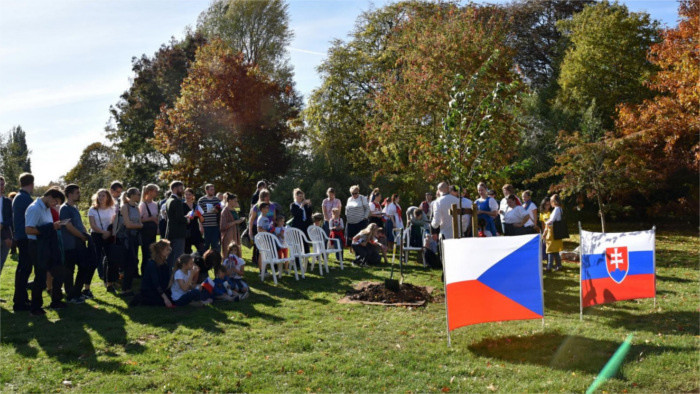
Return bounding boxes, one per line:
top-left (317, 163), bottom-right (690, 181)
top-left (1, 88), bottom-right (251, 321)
top-left (187, 205), bottom-right (204, 220)
top-left (443, 234), bottom-right (543, 332)
top-left (580, 228), bottom-right (656, 308)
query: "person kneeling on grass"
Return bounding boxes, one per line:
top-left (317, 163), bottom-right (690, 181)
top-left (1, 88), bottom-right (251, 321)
top-left (170, 254), bottom-right (212, 307)
top-left (351, 223), bottom-right (386, 266)
top-left (131, 239), bottom-right (173, 307)
top-left (223, 242), bottom-right (250, 299)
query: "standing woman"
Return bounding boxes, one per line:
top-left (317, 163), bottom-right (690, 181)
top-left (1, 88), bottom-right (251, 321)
top-left (368, 191), bottom-right (384, 228)
top-left (120, 187), bottom-right (143, 296)
top-left (543, 194), bottom-right (564, 272)
top-left (290, 188), bottom-right (313, 234)
top-left (139, 184), bottom-right (160, 275)
top-left (383, 194), bottom-right (404, 250)
top-left (345, 185), bottom-right (369, 247)
top-left (248, 189), bottom-right (278, 270)
top-left (220, 193), bottom-right (244, 257)
top-left (184, 188), bottom-right (204, 254)
top-left (521, 190), bottom-right (539, 234)
top-left (321, 188), bottom-right (341, 237)
top-left (475, 182), bottom-right (499, 237)
top-left (88, 189), bottom-right (116, 291)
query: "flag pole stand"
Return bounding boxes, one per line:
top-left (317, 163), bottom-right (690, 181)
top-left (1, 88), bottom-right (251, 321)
top-left (579, 221), bottom-right (584, 321)
top-left (440, 237), bottom-right (452, 347)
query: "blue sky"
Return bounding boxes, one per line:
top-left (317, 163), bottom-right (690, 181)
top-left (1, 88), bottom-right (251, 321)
top-left (0, 0), bottom-right (681, 185)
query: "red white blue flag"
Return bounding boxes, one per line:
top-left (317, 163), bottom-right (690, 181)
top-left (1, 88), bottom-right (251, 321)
top-left (443, 234), bottom-right (544, 331)
top-left (187, 205), bottom-right (205, 220)
top-left (580, 228), bottom-right (656, 308)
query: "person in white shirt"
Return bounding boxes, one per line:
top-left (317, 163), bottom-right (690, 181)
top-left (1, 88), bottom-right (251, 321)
top-left (383, 194), bottom-right (404, 249)
top-left (431, 182), bottom-right (462, 239)
top-left (521, 190), bottom-right (539, 234)
top-left (450, 185), bottom-right (472, 236)
top-left (502, 195), bottom-right (530, 236)
top-left (498, 184), bottom-right (521, 234)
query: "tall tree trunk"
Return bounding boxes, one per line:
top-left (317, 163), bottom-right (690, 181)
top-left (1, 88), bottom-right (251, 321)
top-left (596, 193), bottom-right (606, 233)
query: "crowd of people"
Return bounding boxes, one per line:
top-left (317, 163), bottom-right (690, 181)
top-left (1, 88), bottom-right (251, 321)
top-left (0, 173), bottom-right (566, 316)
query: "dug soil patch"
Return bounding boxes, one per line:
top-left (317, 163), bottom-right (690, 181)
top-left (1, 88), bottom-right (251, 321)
top-left (339, 281), bottom-right (434, 307)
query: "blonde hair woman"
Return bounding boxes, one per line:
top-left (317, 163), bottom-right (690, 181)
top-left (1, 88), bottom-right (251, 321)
top-left (345, 185), bottom-right (369, 246)
top-left (543, 194), bottom-right (564, 272)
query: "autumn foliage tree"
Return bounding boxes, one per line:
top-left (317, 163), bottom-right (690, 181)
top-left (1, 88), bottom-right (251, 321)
top-left (364, 3), bottom-right (521, 195)
top-left (153, 40), bottom-right (300, 200)
top-left (615, 0), bottom-right (699, 217)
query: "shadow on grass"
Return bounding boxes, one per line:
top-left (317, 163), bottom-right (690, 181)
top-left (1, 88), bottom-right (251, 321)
top-left (0, 304), bottom-right (135, 373)
top-left (468, 331), bottom-right (688, 375)
top-left (542, 270), bottom-right (582, 314)
top-left (600, 309), bottom-right (700, 336)
top-left (656, 274), bottom-right (694, 284)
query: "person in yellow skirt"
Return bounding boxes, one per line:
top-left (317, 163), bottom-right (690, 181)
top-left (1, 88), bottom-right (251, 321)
top-left (543, 194), bottom-right (564, 272)
top-left (538, 197), bottom-right (552, 263)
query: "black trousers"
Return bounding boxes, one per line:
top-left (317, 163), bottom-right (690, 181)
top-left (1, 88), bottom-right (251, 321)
top-left (63, 247), bottom-right (92, 299)
top-left (12, 239), bottom-right (31, 307)
top-left (29, 240), bottom-right (63, 311)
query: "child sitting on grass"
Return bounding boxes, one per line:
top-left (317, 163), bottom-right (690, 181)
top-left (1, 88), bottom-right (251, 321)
top-left (212, 265), bottom-right (240, 301)
top-left (170, 254), bottom-right (213, 307)
top-left (223, 242), bottom-right (250, 299)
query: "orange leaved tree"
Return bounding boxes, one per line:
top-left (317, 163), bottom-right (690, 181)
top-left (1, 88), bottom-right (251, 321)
top-left (153, 40), bottom-right (300, 200)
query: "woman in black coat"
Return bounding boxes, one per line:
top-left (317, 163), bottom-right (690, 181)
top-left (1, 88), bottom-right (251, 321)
top-left (289, 188), bottom-right (313, 250)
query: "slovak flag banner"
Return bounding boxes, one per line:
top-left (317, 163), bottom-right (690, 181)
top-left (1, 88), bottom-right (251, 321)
top-left (187, 205), bottom-right (204, 219)
top-left (580, 229), bottom-right (656, 308)
top-left (443, 234), bottom-right (543, 331)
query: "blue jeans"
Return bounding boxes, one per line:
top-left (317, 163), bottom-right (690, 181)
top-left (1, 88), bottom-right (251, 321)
top-left (203, 226), bottom-right (221, 253)
top-left (546, 253), bottom-right (562, 270)
top-left (172, 289), bottom-right (206, 306)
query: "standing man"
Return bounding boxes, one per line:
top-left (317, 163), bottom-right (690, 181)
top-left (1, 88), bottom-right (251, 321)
top-left (12, 173), bottom-right (34, 312)
top-left (60, 184), bottom-right (91, 304)
top-left (165, 181), bottom-right (187, 268)
top-left (0, 176), bottom-right (13, 286)
top-left (431, 182), bottom-right (461, 240)
top-left (25, 188), bottom-right (67, 315)
top-left (250, 180), bottom-right (266, 207)
top-left (198, 184), bottom-right (221, 253)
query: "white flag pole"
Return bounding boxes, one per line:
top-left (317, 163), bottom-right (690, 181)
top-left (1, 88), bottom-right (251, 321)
top-left (579, 221), bottom-right (584, 321)
top-left (539, 233), bottom-right (545, 331)
top-left (440, 237), bottom-right (452, 347)
top-left (652, 225), bottom-right (657, 309)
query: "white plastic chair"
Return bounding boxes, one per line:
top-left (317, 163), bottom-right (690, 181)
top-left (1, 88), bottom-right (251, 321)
top-left (285, 227), bottom-right (324, 276)
top-left (401, 227), bottom-right (425, 266)
top-left (254, 232), bottom-right (298, 285)
top-left (308, 225), bottom-right (344, 271)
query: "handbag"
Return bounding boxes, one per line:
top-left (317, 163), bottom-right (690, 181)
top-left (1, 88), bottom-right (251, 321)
top-left (552, 213), bottom-right (569, 240)
top-left (240, 228), bottom-right (252, 249)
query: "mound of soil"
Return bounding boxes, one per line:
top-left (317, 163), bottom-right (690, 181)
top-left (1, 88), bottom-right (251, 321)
top-left (340, 281), bottom-right (433, 306)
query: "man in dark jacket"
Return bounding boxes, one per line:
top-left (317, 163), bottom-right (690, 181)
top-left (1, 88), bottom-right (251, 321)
top-left (12, 173), bottom-right (34, 312)
top-left (165, 181), bottom-right (187, 269)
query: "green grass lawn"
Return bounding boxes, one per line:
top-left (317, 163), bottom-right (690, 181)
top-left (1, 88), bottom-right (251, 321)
top-left (1, 223), bottom-right (697, 392)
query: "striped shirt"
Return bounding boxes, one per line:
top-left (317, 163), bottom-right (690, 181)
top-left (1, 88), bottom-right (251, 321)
top-left (345, 195), bottom-right (369, 224)
top-left (198, 196), bottom-right (221, 228)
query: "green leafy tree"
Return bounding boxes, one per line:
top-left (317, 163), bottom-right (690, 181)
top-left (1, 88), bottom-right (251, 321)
top-left (555, 1), bottom-right (660, 130)
top-left (505, 0), bottom-right (593, 90)
top-left (364, 3), bottom-right (520, 198)
top-left (440, 55), bottom-right (524, 192)
top-left (153, 40), bottom-right (301, 202)
top-left (197, 0), bottom-right (294, 84)
top-left (106, 32), bottom-right (206, 187)
top-left (303, 2), bottom-right (418, 189)
top-left (63, 142), bottom-right (125, 195)
top-left (0, 125), bottom-right (32, 191)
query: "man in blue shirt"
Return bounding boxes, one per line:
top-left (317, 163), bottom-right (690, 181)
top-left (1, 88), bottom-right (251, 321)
top-left (12, 173), bottom-right (34, 312)
top-left (60, 184), bottom-right (92, 304)
top-left (25, 187), bottom-right (67, 315)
